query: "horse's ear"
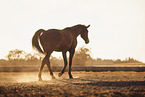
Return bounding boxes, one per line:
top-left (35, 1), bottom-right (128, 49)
top-left (86, 25), bottom-right (90, 28)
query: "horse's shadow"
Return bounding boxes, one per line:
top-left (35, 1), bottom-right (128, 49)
top-left (40, 77), bottom-right (145, 87)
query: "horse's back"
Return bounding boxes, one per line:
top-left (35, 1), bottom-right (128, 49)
top-left (42, 29), bottom-right (61, 42)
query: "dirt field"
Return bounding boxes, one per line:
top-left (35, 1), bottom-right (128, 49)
top-left (0, 71), bottom-right (145, 97)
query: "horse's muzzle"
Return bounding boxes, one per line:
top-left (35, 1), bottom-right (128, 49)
top-left (85, 40), bottom-right (89, 44)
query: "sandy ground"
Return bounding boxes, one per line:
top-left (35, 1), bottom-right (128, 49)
top-left (0, 71), bottom-right (145, 97)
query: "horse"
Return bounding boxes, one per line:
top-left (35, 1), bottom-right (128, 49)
top-left (32, 24), bottom-right (90, 81)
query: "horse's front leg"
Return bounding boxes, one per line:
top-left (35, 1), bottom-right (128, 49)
top-left (68, 50), bottom-right (75, 79)
top-left (58, 51), bottom-right (68, 77)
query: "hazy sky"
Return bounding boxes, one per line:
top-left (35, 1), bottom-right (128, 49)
top-left (0, 0), bottom-right (145, 62)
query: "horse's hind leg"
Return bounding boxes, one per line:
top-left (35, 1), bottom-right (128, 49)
top-left (45, 52), bottom-right (55, 79)
top-left (58, 51), bottom-right (68, 77)
top-left (38, 55), bottom-right (48, 81)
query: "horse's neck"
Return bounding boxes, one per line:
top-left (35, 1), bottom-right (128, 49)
top-left (71, 32), bottom-right (80, 38)
top-left (64, 26), bottom-right (82, 38)
top-left (70, 28), bottom-right (81, 38)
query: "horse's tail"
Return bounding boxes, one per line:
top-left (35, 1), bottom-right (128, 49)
top-left (32, 29), bottom-right (45, 54)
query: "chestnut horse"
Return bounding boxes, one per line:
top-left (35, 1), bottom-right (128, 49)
top-left (32, 24), bottom-right (90, 81)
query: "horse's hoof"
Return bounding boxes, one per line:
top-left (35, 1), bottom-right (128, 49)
top-left (38, 78), bottom-right (42, 81)
top-left (58, 73), bottom-right (62, 77)
top-left (69, 75), bottom-right (73, 79)
top-left (52, 76), bottom-right (55, 79)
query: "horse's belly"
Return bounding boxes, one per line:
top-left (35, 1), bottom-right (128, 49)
top-left (54, 34), bottom-right (73, 51)
top-left (54, 45), bottom-right (70, 52)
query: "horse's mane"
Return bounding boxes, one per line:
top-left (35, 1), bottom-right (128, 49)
top-left (63, 24), bottom-right (86, 30)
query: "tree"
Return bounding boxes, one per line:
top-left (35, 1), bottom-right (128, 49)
top-left (25, 53), bottom-right (36, 60)
top-left (73, 47), bottom-right (92, 66)
top-left (7, 49), bottom-right (26, 60)
top-left (115, 59), bottom-right (121, 63)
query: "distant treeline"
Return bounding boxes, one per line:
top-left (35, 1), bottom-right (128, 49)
top-left (0, 47), bottom-right (144, 66)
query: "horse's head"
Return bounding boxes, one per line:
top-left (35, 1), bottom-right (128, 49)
top-left (80, 25), bottom-right (90, 44)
